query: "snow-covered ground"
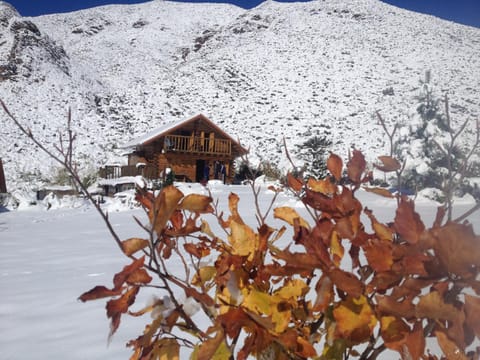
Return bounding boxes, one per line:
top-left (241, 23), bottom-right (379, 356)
top-left (1, 181), bottom-right (478, 359)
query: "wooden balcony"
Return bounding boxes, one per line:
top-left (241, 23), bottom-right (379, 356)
top-left (164, 135), bottom-right (231, 155)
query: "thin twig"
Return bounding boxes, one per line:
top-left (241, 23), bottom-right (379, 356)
top-left (454, 202), bottom-right (480, 223)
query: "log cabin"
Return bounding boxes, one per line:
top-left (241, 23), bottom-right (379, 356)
top-left (101, 114), bottom-right (248, 187)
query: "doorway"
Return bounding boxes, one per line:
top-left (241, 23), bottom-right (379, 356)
top-left (195, 159), bottom-right (205, 183)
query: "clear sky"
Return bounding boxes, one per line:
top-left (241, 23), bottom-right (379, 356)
top-left (5, 0), bottom-right (480, 28)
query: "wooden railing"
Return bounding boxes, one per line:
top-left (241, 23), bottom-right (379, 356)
top-left (165, 135), bottom-right (231, 155)
top-left (99, 165), bottom-right (157, 180)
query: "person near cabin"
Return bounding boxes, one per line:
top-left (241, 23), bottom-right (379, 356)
top-left (203, 162), bottom-right (210, 183)
top-left (164, 136), bottom-right (174, 151)
top-left (214, 160), bottom-right (220, 179)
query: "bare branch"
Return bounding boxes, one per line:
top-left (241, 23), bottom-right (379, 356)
top-left (431, 138), bottom-right (448, 158)
top-left (283, 136), bottom-right (297, 170)
top-left (1, 100), bottom-right (124, 251)
top-left (454, 202), bottom-right (480, 223)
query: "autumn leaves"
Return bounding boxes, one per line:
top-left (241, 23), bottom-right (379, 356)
top-left (79, 151), bottom-right (480, 359)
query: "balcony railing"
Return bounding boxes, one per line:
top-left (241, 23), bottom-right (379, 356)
top-left (165, 135), bottom-right (231, 155)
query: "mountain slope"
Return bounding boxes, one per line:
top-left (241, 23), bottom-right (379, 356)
top-left (0, 0), bottom-right (479, 190)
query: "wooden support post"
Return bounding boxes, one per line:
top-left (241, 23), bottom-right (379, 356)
top-left (200, 131), bottom-right (205, 151)
top-left (209, 132), bottom-right (215, 152)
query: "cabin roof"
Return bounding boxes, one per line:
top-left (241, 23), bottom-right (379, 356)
top-left (122, 118), bottom-right (186, 148)
top-left (122, 114), bottom-right (248, 155)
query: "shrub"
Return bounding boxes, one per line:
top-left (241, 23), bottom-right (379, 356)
top-left (234, 160), bottom-right (262, 183)
top-left (51, 167), bottom-right (72, 185)
top-left (79, 151), bottom-right (480, 360)
top-left (259, 160), bottom-right (283, 181)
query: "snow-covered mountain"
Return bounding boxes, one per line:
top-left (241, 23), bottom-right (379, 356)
top-left (1, 0), bottom-right (479, 190)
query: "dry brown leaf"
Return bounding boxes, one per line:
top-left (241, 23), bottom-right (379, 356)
top-left (328, 268), bottom-right (364, 298)
top-left (184, 242), bottom-right (211, 259)
top-left (327, 153), bottom-right (343, 181)
top-left (312, 275), bottom-right (333, 312)
top-left (347, 149), bottom-right (366, 184)
top-left (416, 290), bottom-right (458, 320)
top-left (120, 238), bottom-right (149, 256)
top-left (287, 172), bottom-right (304, 192)
top-left (106, 286), bottom-right (139, 337)
top-left (295, 336), bottom-right (317, 358)
top-left (274, 206), bottom-right (310, 230)
top-left (178, 193), bottom-right (213, 213)
top-left (376, 294), bottom-right (415, 318)
top-left (196, 328), bottom-right (228, 360)
top-left (431, 222), bottom-right (480, 277)
top-left (364, 239), bottom-right (394, 272)
top-left (394, 198), bottom-right (425, 244)
top-left (375, 156), bottom-right (401, 172)
top-left (333, 295), bottom-right (377, 343)
top-left (380, 316), bottom-right (410, 352)
top-left (78, 285), bottom-right (123, 302)
top-left (307, 177), bottom-right (337, 196)
top-left (404, 321), bottom-right (425, 360)
top-left (151, 185), bottom-right (184, 234)
top-left (435, 331), bottom-right (468, 360)
top-left (126, 268), bottom-right (152, 285)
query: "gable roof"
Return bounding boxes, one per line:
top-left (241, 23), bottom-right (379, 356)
top-left (122, 117), bottom-right (186, 148)
top-left (122, 114), bottom-right (248, 155)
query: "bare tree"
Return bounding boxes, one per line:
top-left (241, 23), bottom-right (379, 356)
top-left (0, 100), bottom-right (124, 251)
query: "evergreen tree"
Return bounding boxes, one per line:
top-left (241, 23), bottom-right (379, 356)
top-left (295, 135), bottom-right (333, 179)
top-left (394, 71), bottom-right (454, 191)
top-left (390, 71), bottom-right (478, 203)
top-left (233, 161), bottom-right (262, 184)
top-left (164, 168), bottom-right (175, 186)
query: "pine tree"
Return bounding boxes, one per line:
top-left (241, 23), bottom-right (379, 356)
top-left (295, 135), bottom-right (333, 179)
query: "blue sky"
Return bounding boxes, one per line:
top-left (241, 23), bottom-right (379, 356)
top-left (6, 0), bottom-right (480, 28)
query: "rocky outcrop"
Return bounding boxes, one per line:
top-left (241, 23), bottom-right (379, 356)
top-left (0, 2), bottom-right (70, 81)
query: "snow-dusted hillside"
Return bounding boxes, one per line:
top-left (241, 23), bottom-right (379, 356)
top-left (0, 0), bottom-right (479, 190)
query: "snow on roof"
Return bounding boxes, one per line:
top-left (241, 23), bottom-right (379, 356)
top-left (98, 176), bottom-right (138, 186)
top-left (121, 117), bottom-right (186, 149)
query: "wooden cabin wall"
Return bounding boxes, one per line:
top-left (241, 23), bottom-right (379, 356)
top-left (157, 154), bottom-right (197, 182)
top-left (157, 154), bottom-right (169, 173)
top-left (172, 159), bottom-right (197, 182)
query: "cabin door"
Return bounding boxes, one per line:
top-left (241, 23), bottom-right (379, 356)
top-left (196, 159), bottom-right (205, 183)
